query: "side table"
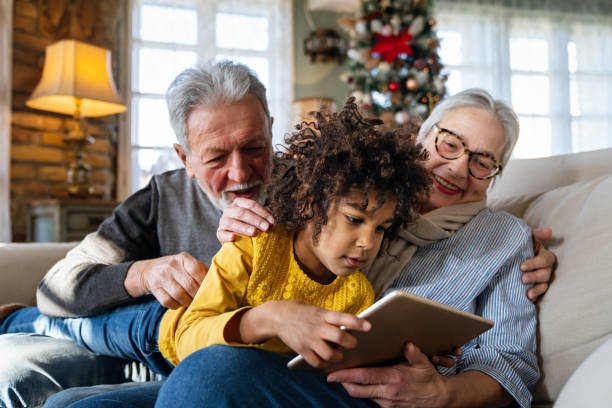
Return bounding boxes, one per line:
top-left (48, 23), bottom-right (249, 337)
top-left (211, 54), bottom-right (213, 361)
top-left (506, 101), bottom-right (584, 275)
top-left (27, 198), bottom-right (118, 242)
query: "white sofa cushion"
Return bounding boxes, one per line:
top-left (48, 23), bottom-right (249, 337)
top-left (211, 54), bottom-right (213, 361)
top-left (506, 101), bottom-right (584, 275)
top-left (520, 174), bottom-right (612, 402)
top-left (554, 337), bottom-right (612, 408)
top-left (0, 243), bottom-right (76, 305)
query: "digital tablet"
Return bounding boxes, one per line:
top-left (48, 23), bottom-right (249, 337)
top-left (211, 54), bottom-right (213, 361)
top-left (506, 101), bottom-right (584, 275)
top-left (286, 289), bottom-right (493, 373)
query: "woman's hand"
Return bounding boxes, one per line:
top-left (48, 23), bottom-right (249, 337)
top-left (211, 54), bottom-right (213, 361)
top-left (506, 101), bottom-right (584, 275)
top-left (520, 228), bottom-right (556, 302)
top-left (327, 343), bottom-right (508, 408)
top-left (431, 347), bottom-right (461, 368)
top-left (216, 198), bottom-right (275, 243)
top-left (237, 300), bottom-right (371, 368)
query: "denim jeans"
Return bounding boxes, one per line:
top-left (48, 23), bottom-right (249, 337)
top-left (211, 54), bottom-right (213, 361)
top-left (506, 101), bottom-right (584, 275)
top-left (0, 299), bottom-right (173, 377)
top-left (44, 382), bottom-right (164, 408)
top-left (156, 345), bottom-right (377, 408)
top-left (42, 347), bottom-right (378, 407)
top-left (0, 333), bottom-right (128, 408)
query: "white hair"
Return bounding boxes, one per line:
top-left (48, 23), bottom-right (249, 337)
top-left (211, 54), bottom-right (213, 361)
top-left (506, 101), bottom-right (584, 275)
top-left (417, 88), bottom-right (519, 167)
top-left (166, 60), bottom-right (270, 151)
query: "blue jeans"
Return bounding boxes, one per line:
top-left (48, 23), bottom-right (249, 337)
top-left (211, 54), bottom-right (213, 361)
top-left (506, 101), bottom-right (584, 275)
top-left (44, 382), bottom-right (164, 408)
top-left (43, 346), bottom-right (378, 408)
top-left (156, 345), bottom-right (377, 408)
top-left (0, 333), bottom-right (128, 408)
top-left (0, 300), bottom-right (173, 377)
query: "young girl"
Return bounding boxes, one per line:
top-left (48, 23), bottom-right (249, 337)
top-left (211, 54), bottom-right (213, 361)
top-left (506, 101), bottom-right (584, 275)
top-left (0, 98), bottom-right (430, 373)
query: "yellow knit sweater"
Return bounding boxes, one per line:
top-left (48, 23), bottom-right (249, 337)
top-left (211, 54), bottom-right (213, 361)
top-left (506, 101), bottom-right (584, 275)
top-left (158, 227), bottom-right (375, 366)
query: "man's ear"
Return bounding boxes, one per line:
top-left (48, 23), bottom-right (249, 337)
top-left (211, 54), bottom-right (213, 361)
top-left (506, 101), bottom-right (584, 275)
top-left (174, 143), bottom-right (195, 178)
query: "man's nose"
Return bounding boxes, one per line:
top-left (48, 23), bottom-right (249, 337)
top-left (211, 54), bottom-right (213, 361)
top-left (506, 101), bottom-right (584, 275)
top-left (227, 152), bottom-right (252, 183)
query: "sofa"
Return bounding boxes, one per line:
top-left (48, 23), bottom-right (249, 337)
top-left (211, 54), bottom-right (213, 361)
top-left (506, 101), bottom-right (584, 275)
top-left (1, 147), bottom-right (611, 407)
top-left (488, 147), bottom-right (612, 407)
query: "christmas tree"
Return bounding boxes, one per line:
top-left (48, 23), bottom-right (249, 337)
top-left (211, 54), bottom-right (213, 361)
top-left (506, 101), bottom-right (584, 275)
top-left (339, 0), bottom-right (446, 126)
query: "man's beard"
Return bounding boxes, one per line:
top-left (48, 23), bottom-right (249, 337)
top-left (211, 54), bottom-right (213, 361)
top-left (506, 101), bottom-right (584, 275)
top-left (205, 180), bottom-right (267, 210)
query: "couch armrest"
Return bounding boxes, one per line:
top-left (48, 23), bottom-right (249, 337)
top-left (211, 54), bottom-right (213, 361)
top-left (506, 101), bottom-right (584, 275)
top-left (0, 243), bottom-right (77, 305)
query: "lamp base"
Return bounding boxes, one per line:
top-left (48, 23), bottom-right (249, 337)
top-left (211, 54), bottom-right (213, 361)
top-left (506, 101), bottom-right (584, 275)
top-left (63, 129), bottom-right (95, 198)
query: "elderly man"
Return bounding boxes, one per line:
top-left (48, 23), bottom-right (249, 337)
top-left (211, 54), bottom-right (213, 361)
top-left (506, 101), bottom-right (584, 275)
top-left (0, 60), bottom-right (274, 407)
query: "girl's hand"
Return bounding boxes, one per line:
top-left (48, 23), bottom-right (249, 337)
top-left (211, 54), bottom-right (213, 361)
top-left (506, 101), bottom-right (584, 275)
top-left (267, 300), bottom-right (371, 368)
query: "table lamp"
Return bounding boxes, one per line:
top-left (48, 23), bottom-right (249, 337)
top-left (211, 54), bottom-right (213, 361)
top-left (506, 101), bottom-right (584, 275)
top-left (26, 39), bottom-right (126, 197)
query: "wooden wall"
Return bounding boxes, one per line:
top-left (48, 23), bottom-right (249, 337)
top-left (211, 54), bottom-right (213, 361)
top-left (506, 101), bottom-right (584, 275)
top-left (10, 0), bottom-right (126, 241)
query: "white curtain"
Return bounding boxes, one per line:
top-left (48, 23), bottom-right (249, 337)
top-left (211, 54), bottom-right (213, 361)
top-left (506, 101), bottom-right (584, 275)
top-left (434, 1), bottom-right (612, 159)
top-left (0, 0), bottom-right (12, 242)
top-left (126, 0), bottom-right (293, 194)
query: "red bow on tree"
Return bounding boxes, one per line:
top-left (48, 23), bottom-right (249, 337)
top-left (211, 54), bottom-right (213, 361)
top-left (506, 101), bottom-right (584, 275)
top-left (371, 30), bottom-right (413, 63)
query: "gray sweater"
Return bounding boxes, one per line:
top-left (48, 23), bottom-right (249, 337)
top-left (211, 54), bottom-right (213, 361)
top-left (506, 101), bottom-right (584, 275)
top-left (37, 169), bottom-right (223, 317)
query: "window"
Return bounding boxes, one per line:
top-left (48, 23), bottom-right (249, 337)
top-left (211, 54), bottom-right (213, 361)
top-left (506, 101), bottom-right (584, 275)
top-left (125, 0), bottom-right (293, 195)
top-left (436, 5), bottom-right (612, 160)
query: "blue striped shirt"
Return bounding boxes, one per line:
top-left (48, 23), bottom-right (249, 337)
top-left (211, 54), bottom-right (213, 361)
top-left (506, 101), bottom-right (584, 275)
top-left (388, 208), bottom-right (539, 408)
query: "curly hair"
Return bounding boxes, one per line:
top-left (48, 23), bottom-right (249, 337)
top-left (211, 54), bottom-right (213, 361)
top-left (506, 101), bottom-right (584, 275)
top-left (265, 97), bottom-right (431, 242)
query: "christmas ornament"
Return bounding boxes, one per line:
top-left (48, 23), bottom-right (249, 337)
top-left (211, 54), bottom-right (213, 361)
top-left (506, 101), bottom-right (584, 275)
top-left (408, 15), bottom-right (425, 36)
top-left (378, 62), bottom-right (391, 73)
top-left (395, 110), bottom-right (410, 124)
top-left (371, 19), bottom-right (383, 33)
top-left (355, 20), bottom-right (367, 34)
top-left (405, 77), bottom-right (419, 91)
top-left (390, 14), bottom-right (401, 29)
top-left (381, 25), bottom-right (393, 36)
top-left (414, 70), bottom-right (429, 85)
top-left (389, 82), bottom-right (399, 91)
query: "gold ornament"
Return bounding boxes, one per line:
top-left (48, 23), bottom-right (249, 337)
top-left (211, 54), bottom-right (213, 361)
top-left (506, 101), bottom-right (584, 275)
top-left (406, 78), bottom-right (419, 91)
top-left (429, 18), bottom-right (436, 27)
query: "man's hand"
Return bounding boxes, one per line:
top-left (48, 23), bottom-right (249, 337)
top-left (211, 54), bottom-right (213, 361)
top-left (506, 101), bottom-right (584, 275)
top-left (217, 198), bottom-right (274, 243)
top-left (521, 228), bottom-right (556, 302)
top-left (327, 342), bottom-right (449, 408)
top-left (124, 252), bottom-right (208, 309)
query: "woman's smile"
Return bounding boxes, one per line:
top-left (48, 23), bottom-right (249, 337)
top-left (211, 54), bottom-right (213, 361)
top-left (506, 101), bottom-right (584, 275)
top-left (432, 173), bottom-right (462, 195)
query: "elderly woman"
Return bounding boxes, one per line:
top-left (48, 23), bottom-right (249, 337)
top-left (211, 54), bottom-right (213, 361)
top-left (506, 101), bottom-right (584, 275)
top-left (51, 88), bottom-right (550, 408)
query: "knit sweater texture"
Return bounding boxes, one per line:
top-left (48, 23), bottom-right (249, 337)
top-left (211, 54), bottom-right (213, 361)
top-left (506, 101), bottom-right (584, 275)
top-left (158, 227), bottom-right (375, 365)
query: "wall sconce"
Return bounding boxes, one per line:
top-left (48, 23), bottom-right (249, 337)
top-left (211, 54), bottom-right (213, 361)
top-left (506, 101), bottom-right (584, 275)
top-left (26, 39), bottom-right (126, 197)
top-left (304, 29), bottom-right (347, 63)
top-left (303, 0), bottom-right (347, 64)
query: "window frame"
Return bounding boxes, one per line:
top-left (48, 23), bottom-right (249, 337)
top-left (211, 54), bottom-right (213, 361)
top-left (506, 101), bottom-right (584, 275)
top-left (436, 7), bottom-right (612, 160)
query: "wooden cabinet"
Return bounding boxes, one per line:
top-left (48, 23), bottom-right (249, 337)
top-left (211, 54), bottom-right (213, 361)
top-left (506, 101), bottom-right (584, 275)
top-left (27, 199), bottom-right (118, 242)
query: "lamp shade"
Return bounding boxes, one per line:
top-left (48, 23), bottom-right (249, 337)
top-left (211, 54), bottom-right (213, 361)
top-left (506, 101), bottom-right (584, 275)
top-left (26, 39), bottom-right (126, 117)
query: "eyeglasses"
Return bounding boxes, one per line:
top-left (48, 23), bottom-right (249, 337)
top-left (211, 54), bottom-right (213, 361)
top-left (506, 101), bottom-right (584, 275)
top-left (433, 125), bottom-right (502, 180)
